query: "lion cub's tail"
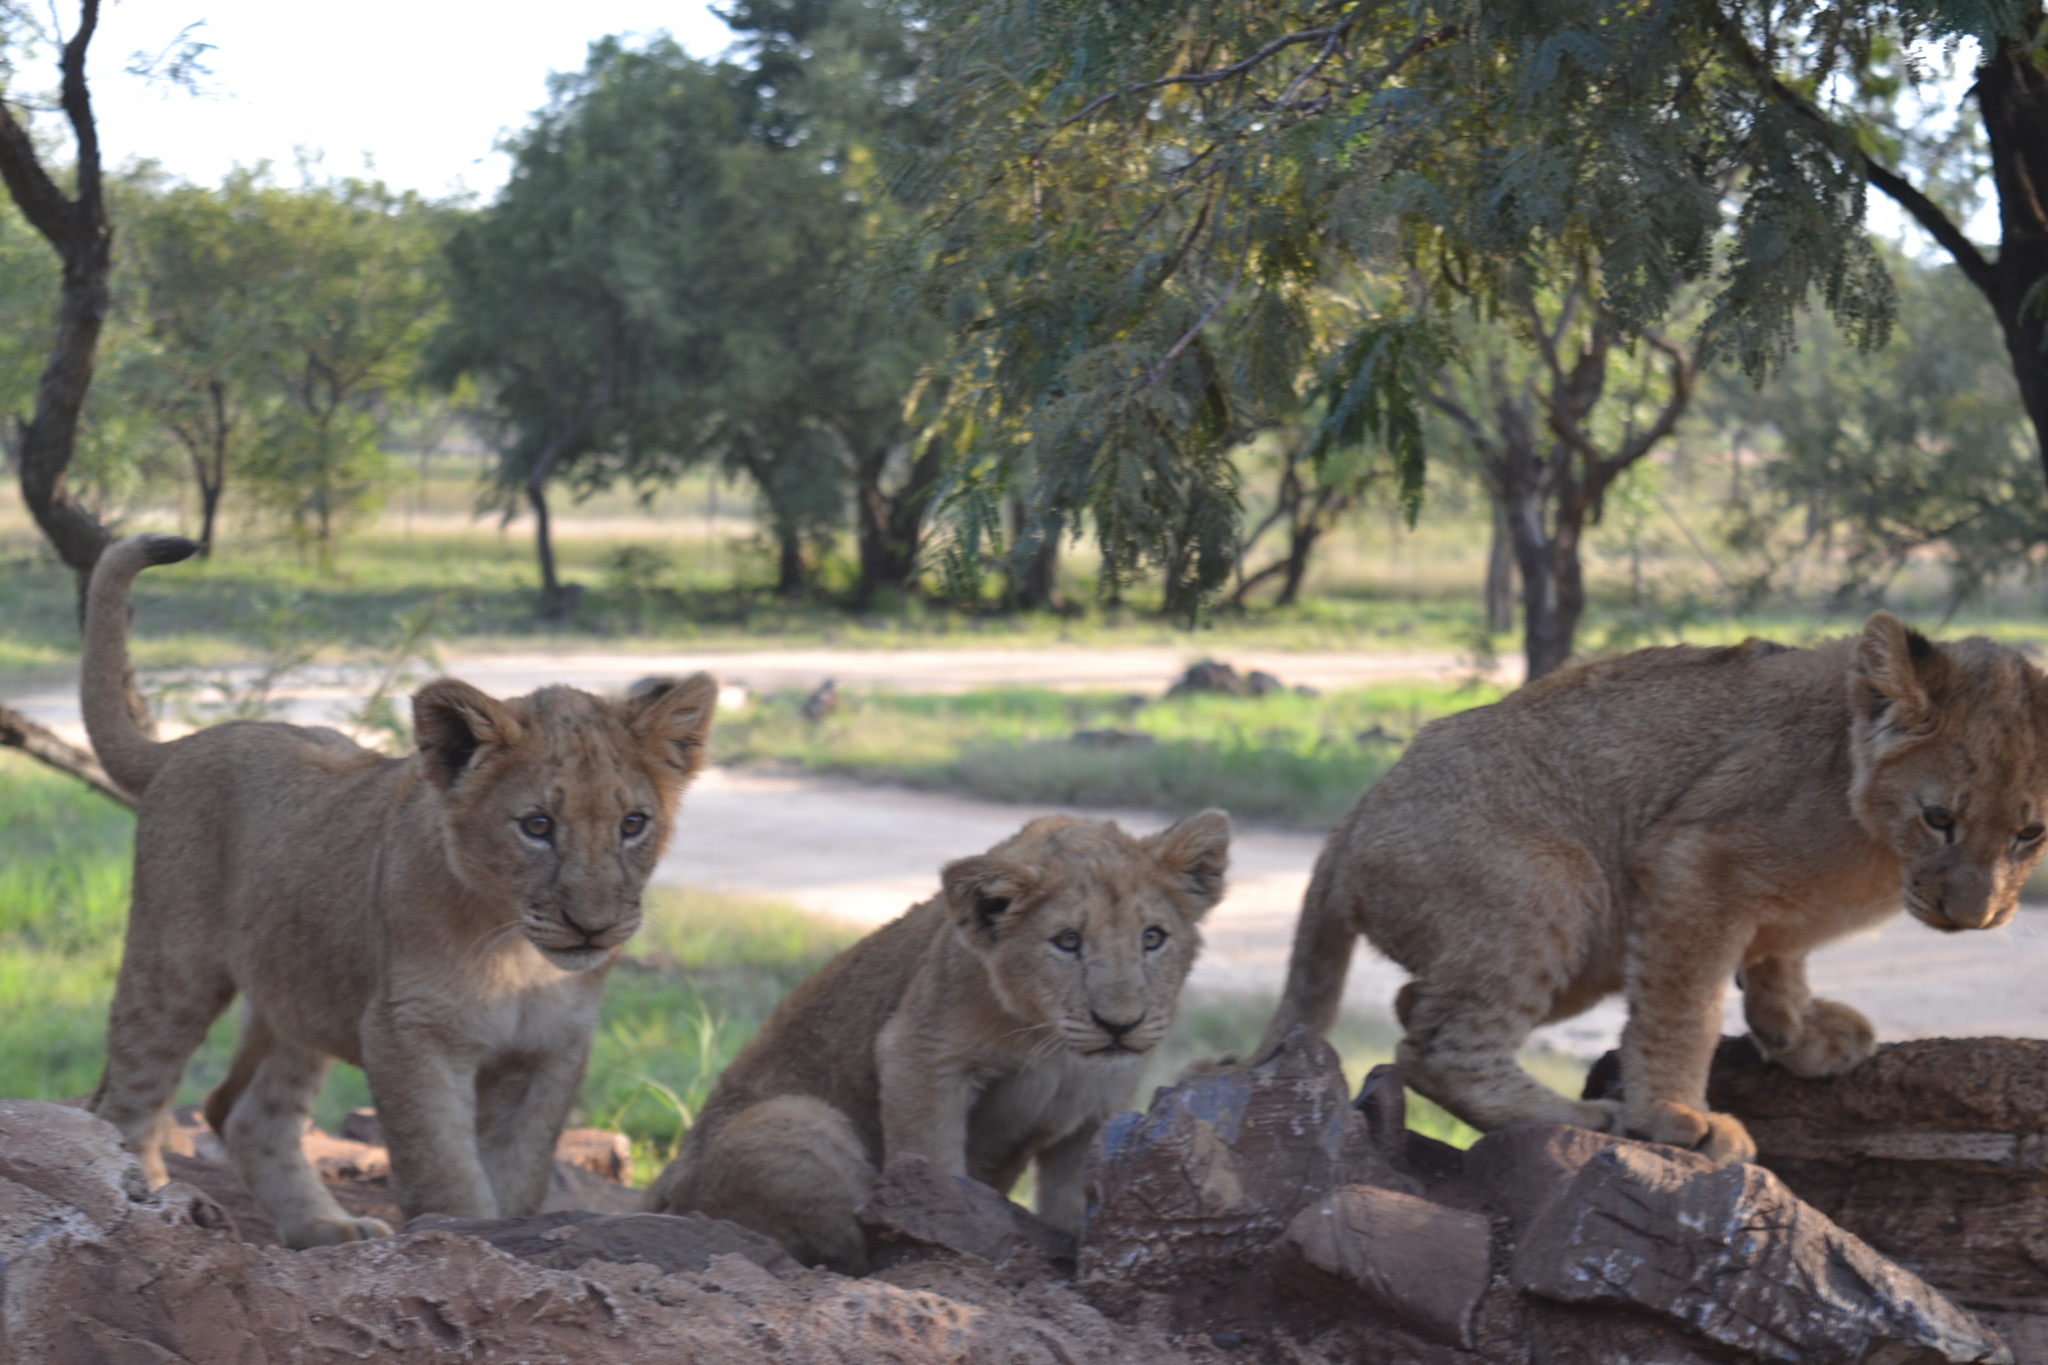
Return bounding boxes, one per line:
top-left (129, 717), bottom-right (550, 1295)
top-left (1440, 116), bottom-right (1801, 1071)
top-left (1256, 842), bottom-right (1360, 1059)
top-left (81, 534), bottom-right (200, 798)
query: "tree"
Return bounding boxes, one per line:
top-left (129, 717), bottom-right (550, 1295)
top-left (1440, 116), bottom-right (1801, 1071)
top-left (0, 0), bottom-right (116, 600)
top-left (903, 0), bottom-right (2038, 612)
top-left (1709, 250), bottom-right (2045, 606)
top-left (438, 28), bottom-right (947, 609)
top-left (1428, 268), bottom-right (1696, 679)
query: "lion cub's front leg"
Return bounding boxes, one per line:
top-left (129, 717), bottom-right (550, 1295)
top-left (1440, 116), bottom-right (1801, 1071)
top-left (362, 1017), bottom-right (497, 1221)
top-left (1620, 923), bottom-right (1756, 1166)
top-left (1741, 954), bottom-right (1876, 1079)
top-left (476, 1037), bottom-right (593, 1217)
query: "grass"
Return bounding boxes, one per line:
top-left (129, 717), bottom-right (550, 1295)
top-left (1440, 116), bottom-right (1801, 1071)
top-left (717, 679), bottom-right (1508, 828)
top-left (0, 749), bottom-right (1593, 1188)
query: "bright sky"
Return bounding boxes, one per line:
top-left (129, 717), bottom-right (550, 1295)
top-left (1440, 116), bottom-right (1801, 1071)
top-left (71, 0), bottom-right (735, 201)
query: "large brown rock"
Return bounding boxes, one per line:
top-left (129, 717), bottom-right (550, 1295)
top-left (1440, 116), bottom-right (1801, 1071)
top-left (1275, 1182), bottom-right (1492, 1348)
top-left (0, 1101), bottom-right (1223, 1364)
top-left (1513, 1138), bottom-right (2011, 1364)
top-left (1076, 1028), bottom-right (1415, 1308)
top-left (857, 1152), bottom-right (1076, 1271)
top-left (1705, 1036), bottom-right (2048, 1350)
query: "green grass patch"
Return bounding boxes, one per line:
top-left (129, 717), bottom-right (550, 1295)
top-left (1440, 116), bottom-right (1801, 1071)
top-left (716, 680), bottom-right (1505, 827)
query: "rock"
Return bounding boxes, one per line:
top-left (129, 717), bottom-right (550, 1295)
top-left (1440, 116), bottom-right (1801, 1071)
top-left (1275, 1183), bottom-right (1492, 1348)
top-left (409, 1207), bottom-right (801, 1277)
top-left (1513, 1139), bottom-right (2011, 1364)
top-left (556, 1126), bottom-right (632, 1182)
top-left (1707, 1036), bottom-right (2048, 1323)
top-left (1466, 1122), bottom-right (1715, 1231)
top-left (802, 677), bottom-right (840, 721)
top-left (1165, 660), bottom-right (1247, 697)
top-left (857, 1153), bottom-right (1076, 1272)
top-left (0, 1099), bottom-right (149, 1226)
top-left (1077, 1027), bottom-right (1414, 1308)
top-left (1245, 670), bottom-right (1284, 697)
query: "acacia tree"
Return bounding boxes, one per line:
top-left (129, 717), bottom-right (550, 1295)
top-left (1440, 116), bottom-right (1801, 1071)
top-left (904, 0), bottom-right (2039, 616)
top-left (1429, 271), bottom-right (1696, 679)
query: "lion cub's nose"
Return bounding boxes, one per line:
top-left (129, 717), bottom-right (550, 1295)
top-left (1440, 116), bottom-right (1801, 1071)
top-left (1091, 1011), bottom-right (1145, 1041)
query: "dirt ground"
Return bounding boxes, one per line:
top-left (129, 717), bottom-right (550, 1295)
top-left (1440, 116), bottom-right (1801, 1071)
top-left (18, 645), bottom-right (2048, 1061)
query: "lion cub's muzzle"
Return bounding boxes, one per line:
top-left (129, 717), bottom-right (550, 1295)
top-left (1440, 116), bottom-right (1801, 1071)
top-left (527, 902), bottom-right (641, 969)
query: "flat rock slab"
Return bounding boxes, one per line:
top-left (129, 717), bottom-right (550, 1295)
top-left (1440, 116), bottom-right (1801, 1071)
top-left (1514, 1139), bottom-right (2011, 1364)
top-left (857, 1153), bottom-right (1075, 1271)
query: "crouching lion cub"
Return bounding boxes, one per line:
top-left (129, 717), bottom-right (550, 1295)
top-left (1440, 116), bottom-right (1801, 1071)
top-left (82, 535), bottom-right (717, 1248)
top-left (1261, 615), bottom-right (2048, 1165)
top-left (649, 810), bottom-right (1231, 1272)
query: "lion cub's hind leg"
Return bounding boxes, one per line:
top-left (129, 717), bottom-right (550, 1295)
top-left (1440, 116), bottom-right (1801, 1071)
top-left (210, 1015), bottom-right (391, 1249)
top-left (92, 949), bottom-right (236, 1189)
top-left (1397, 976), bottom-right (1622, 1137)
top-left (1741, 954), bottom-right (1876, 1079)
top-left (653, 1095), bottom-right (875, 1273)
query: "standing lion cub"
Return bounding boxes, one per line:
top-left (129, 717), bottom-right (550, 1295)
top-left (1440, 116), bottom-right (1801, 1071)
top-left (81, 534), bottom-right (717, 1248)
top-left (650, 810), bottom-right (1230, 1272)
top-left (1262, 615), bottom-right (2048, 1164)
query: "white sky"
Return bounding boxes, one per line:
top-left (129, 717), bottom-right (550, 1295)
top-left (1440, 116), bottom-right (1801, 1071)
top-left (68, 0), bottom-right (736, 201)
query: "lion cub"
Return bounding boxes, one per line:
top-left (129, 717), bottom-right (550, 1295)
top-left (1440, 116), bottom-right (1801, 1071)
top-left (650, 811), bottom-right (1230, 1271)
top-left (81, 535), bottom-right (717, 1248)
top-left (1262, 615), bottom-right (2048, 1165)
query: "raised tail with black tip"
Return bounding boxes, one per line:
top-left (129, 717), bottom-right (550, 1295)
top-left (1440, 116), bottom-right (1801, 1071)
top-left (80, 534), bottom-right (200, 797)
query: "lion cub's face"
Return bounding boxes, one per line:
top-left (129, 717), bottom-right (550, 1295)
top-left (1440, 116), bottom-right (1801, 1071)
top-left (939, 812), bottom-right (1230, 1056)
top-left (1849, 615), bottom-right (2048, 933)
top-left (412, 675), bottom-right (717, 971)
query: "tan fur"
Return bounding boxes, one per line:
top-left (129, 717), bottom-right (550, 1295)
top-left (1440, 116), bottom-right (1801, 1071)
top-left (1262, 617), bottom-right (2048, 1164)
top-left (80, 535), bottom-right (717, 1248)
top-left (648, 811), bottom-right (1230, 1271)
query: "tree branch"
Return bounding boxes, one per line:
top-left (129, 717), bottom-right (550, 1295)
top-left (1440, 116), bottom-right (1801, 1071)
top-left (0, 701), bottom-right (132, 807)
top-left (1703, 2), bottom-right (1995, 290)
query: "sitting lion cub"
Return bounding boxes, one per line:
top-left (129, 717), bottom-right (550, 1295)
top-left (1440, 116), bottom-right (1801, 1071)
top-left (81, 535), bottom-right (717, 1248)
top-left (649, 810), bottom-right (1230, 1271)
top-left (1261, 615), bottom-right (2048, 1165)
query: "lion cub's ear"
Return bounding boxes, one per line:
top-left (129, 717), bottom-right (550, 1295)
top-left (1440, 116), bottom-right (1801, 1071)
top-left (413, 679), bottom-right (524, 789)
top-left (941, 855), bottom-right (1037, 943)
top-left (1144, 809), bottom-right (1231, 918)
top-left (1852, 612), bottom-right (1944, 746)
top-left (620, 673), bottom-right (718, 782)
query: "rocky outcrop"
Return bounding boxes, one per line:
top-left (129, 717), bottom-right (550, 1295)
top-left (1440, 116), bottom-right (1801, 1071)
top-left (1073, 1033), bottom-right (2009, 1364)
top-left (0, 1100), bottom-right (1223, 1365)
top-left (1705, 1036), bottom-right (2048, 1358)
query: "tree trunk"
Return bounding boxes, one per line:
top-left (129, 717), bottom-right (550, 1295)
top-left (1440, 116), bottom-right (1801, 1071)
top-left (775, 527), bottom-right (807, 598)
top-left (1006, 503), bottom-right (1063, 611)
top-left (1485, 498), bottom-right (1515, 633)
top-left (1273, 521), bottom-right (1321, 608)
top-left (853, 433), bottom-right (946, 608)
top-left (1975, 30), bottom-right (2048, 476)
top-left (1509, 490), bottom-right (1587, 681)
top-left (528, 480), bottom-right (562, 608)
top-left (0, 0), bottom-right (113, 612)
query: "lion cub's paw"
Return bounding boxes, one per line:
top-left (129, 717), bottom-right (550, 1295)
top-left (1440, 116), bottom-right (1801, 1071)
top-left (1626, 1100), bottom-right (1756, 1166)
top-left (1764, 998), bottom-right (1876, 1079)
top-left (289, 1214), bottom-right (394, 1249)
top-left (1571, 1097), bottom-right (1624, 1133)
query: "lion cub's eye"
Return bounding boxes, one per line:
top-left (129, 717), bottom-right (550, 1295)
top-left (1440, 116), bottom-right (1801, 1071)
top-left (621, 812), bottom-right (649, 838)
top-left (1922, 806), bottom-right (1956, 834)
top-left (1142, 927), bottom-right (1167, 951)
top-left (1052, 929), bottom-right (1082, 954)
top-left (2020, 824), bottom-right (2045, 844)
top-left (519, 813), bottom-right (554, 840)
